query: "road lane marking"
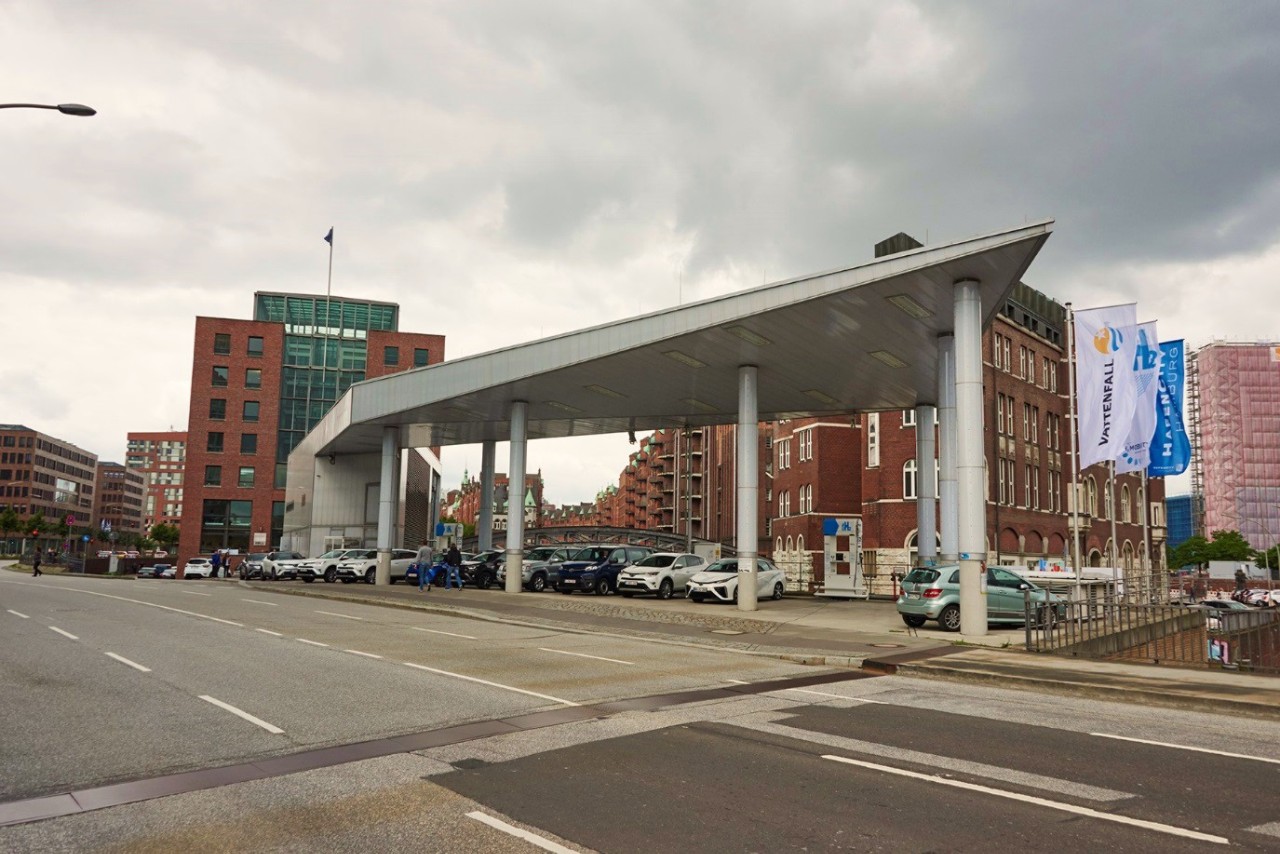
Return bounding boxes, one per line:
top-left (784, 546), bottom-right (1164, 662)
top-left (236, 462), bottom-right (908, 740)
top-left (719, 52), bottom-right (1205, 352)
top-left (1090, 732), bottom-right (1280, 766)
top-left (821, 755), bottom-right (1228, 845)
top-left (7, 609), bottom-right (29, 619)
top-left (725, 679), bottom-right (750, 684)
top-left (315, 610), bottom-right (363, 620)
top-left (255, 628), bottom-right (284, 637)
top-left (297, 638), bottom-right (329, 647)
top-left (1246, 822), bottom-right (1280, 839)
top-left (199, 695), bottom-right (284, 734)
top-left (182, 591), bottom-right (213, 597)
top-left (345, 649), bottom-right (383, 659)
top-left (241, 599), bottom-right (278, 606)
top-left (49, 626), bottom-right (79, 640)
top-left (466, 811), bottom-right (577, 854)
top-left (538, 648), bottom-right (635, 666)
top-left (782, 688), bottom-right (887, 703)
top-left (106, 652), bottom-right (152, 673)
top-left (7, 585), bottom-right (246, 628)
top-left (402, 661), bottom-right (580, 706)
top-left (411, 627), bottom-right (478, 640)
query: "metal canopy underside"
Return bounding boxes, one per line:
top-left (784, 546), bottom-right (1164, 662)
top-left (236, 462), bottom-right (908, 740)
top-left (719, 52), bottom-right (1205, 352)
top-left (295, 220), bottom-right (1053, 459)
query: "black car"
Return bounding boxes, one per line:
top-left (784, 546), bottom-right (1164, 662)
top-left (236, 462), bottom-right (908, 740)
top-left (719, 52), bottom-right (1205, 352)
top-left (238, 553), bottom-right (270, 580)
top-left (554, 545), bottom-right (655, 595)
top-left (461, 549), bottom-right (503, 589)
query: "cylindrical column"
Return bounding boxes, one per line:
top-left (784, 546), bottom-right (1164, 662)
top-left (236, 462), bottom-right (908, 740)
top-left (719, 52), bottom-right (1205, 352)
top-left (954, 280), bottom-right (988, 635)
top-left (736, 365), bottom-right (759, 612)
top-left (915, 404), bottom-right (938, 565)
top-left (375, 427), bottom-right (397, 586)
top-left (937, 334), bottom-right (959, 562)
top-left (504, 402), bottom-right (528, 594)
top-left (479, 440), bottom-right (496, 552)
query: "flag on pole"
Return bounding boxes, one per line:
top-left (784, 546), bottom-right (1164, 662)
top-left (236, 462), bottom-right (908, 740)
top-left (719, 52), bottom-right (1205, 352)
top-left (1116, 320), bottom-right (1160, 473)
top-left (1074, 303), bottom-right (1139, 468)
top-left (323, 227), bottom-right (333, 245)
top-left (1148, 339), bottom-right (1192, 477)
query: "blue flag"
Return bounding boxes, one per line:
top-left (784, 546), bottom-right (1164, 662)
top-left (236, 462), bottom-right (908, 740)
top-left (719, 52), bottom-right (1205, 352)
top-left (323, 227), bottom-right (333, 245)
top-left (1147, 339), bottom-right (1191, 476)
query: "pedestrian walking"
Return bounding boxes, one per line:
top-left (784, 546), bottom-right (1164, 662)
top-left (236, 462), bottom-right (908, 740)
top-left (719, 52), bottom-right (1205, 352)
top-left (32, 552), bottom-right (42, 577)
top-left (210, 551), bottom-right (223, 579)
top-left (444, 543), bottom-right (463, 590)
top-left (416, 538), bottom-right (435, 592)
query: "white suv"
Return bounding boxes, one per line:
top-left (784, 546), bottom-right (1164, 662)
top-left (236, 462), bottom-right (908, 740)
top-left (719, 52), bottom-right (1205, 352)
top-left (336, 549), bottom-right (418, 584)
top-left (182, 557), bottom-right (214, 578)
top-left (617, 552), bottom-right (707, 599)
top-left (297, 548), bottom-right (366, 583)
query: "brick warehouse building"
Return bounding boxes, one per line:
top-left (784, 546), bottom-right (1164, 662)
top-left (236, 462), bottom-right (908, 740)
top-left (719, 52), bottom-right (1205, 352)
top-left (179, 292), bottom-right (444, 563)
top-left (0, 424), bottom-right (98, 554)
top-left (92, 461), bottom-right (146, 539)
top-left (125, 430), bottom-right (187, 531)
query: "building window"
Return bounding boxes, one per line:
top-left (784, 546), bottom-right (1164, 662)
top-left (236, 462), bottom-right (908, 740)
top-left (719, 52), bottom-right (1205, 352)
top-left (997, 395), bottom-right (1006, 436)
top-left (1031, 406), bottom-right (1040, 445)
top-left (210, 399), bottom-right (226, 420)
top-left (1120, 485), bottom-right (1131, 523)
top-left (245, 368), bottom-right (262, 389)
top-left (213, 333), bottom-right (231, 355)
top-left (247, 336), bottom-right (264, 357)
top-left (207, 432), bottom-right (224, 453)
top-left (1027, 350), bottom-right (1036, 386)
top-left (903, 459), bottom-right (918, 499)
top-left (238, 466), bottom-right (255, 488)
top-left (240, 433), bottom-right (257, 454)
top-left (1024, 465), bottom-right (1032, 508)
top-left (413, 348), bottom-right (429, 367)
top-left (867, 413), bottom-right (880, 467)
top-left (212, 366), bottom-right (229, 387)
top-left (901, 409), bottom-right (916, 427)
top-left (243, 401), bottom-right (260, 422)
top-left (1022, 403), bottom-right (1031, 440)
top-left (992, 331), bottom-right (1003, 369)
top-left (204, 465), bottom-right (221, 486)
top-left (1003, 338), bottom-right (1011, 373)
top-left (384, 345), bottom-right (400, 366)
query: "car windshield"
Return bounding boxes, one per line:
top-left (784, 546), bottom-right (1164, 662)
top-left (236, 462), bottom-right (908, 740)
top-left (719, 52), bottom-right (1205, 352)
top-left (635, 554), bottom-right (678, 568)
top-left (703, 560), bottom-right (739, 573)
top-left (904, 569), bottom-right (940, 584)
top-left (248, 554), bottom-right (267, 561)
top-left (527, 547), bottom-right (559, 561)
top-left (569, 547), bottom-right (610, 561)
top-left (317, 550), bottom-right (345, 559)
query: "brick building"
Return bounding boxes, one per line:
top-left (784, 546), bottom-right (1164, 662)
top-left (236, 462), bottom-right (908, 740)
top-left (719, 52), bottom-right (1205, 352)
top-left (179, 292), bottom-right (445, 561)
top-left (447, 471), bottom-right (544, 532)
top-left (0, 424), bottom-right (98, 552)
top-left (125, 431), bottom-right (187, 531)
top-left (92, 461), bottom-right (146, 539)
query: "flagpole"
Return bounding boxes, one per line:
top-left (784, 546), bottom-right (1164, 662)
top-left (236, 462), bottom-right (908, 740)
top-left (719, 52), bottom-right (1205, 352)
top-left (1109, 460), bottom-right (1119, 597)
top-left (1141, 472), bottom-right (1152, 602)
top-left (1066, 302), bottom-right (1082, 582)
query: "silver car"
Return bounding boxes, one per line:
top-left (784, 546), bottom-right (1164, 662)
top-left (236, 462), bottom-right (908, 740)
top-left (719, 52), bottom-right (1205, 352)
top-left (617, 552), bottom-right (707, 599)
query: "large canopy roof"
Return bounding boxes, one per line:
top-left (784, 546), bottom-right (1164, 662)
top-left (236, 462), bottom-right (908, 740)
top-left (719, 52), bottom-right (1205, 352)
top-left (296, 220), bottom-right (1053, 459)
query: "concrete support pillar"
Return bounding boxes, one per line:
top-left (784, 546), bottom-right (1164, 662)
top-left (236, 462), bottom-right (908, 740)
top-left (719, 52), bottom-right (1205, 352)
top-left (937, 334), bottom-right (959, 562)
top-left (479, 440), bottom-right (495, 552)
top-left (503, 401), bottom-right (528, 594)
top-left (915, 404), bottom-right (938, 565)
top-left (376, 427), bottom-right (397, 586)
top-left (736, 365), bottom-right (759, 612)
top-left (954, 280), bottom-right (988, 635)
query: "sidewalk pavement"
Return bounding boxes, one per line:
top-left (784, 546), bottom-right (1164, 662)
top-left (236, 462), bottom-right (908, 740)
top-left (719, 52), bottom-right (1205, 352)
top-left (240, 577), bottom-right (1280, 721)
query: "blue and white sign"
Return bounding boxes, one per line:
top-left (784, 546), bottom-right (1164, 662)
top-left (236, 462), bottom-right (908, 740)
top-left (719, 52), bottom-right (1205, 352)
top-left (1148, 339), bottom-right (1191, 477)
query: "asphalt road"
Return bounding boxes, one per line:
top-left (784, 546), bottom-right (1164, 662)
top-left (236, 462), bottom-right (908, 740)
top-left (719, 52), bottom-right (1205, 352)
top-left (4, 572), bottom-right (1280, 852)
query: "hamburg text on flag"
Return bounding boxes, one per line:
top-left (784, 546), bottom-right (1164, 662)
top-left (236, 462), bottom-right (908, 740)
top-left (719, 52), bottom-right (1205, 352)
top-left (1073, 303), bottom-right (1139, 469)
top-left (1116, 320), bottom-right (1160, 473)
top-left (1148, 339), bottom-right (1191, 477)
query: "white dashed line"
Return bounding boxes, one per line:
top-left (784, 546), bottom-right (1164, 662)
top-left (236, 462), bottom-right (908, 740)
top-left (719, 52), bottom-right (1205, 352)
top-left (411, 627), bottom-right (478, 640)
top-left (49, 626), bottom-right (79, 640)
top-left (784, 688), bottom-right (887, 703)
top-left (821, 755), bottom-right (1228, 845)
top-left (345, 649), bottom-right (383, 659)
top-left (467, 811), bottom-right (577, 853)
top-left (724, 679), bottom-right (750, 684)
top-left (1090, 733), bottom-right (1280, 765)
top-left (199, 695), bottom-right (284, 734)
top-left (1247, 822), bottom-right (1280, 839)
top-left (241, 599), bottom-right (278, 607)
top-left (297, 638), bottom-right (329, 647)
top-left (182, 591), bottom-right (212, 597)
top-left (6, 609), bottom-right (29, 619)
top-left (105, 652), bottom-right (152, 673)
top-left (403, 661), bottom-right (580, 706)
top-left (538, 648), bottom-right (635, 666)
top-left (255, 628), bottom-right (284, 637)
top-left (0, 582), bottom-right (241, 627)
top-left (315, 610), bottom-right (363, 620)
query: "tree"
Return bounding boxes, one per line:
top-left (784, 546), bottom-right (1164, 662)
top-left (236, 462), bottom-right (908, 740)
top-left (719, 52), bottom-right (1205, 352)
top-left (1168, 535), bottom-right (1209, 569)
top-left (25, 512), bottom-right (47, 538)
top-left (0, 507), bottom-right (19, 550)
top-left (1204, 529), bottom-right (1255, 562)
top-left (149, 523), bottom-right (180, 550)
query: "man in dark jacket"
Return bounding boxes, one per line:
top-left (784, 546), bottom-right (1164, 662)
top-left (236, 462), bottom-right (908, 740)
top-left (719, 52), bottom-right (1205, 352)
top-left (443, 544), bottom-right (463, 589)
top-left (32, 552), bottom-right (42, 577)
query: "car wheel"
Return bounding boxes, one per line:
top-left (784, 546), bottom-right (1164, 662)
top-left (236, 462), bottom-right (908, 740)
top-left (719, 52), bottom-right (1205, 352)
top-left (690, 593), bottom-right (705, 603)
top-left (529, 573), bottom-right (547, 593)
top-left (901, 614), bottom-right (926, 628)
top-left (772, 582), bottom-right (784, 601)
top-left (657, 579), bottom-right (674, 600)
top-left (939, 604), bottom-right (961, 632)
top-left (324, 567), bottom-right (337, 583)
top-left (594, 577), bottom-right (610, 596)
top-left (365, 569), bottom-right (376, 584)
top-left (476, 572), bottom-right (492, 590)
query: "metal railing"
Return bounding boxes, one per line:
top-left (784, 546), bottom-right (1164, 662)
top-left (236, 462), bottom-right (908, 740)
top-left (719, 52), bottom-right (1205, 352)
top-left (1025, 593), bottom-right (1280, 675)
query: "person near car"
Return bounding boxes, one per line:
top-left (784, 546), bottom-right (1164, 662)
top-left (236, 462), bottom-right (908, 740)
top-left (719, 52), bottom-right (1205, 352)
top-left (31, 552), bottom-right (42, 577)
top-left (1235, 567), bottom-right (1247, 592)
top-left (210, 551), bottom-right (222, 579)
top-left (444, 544), bottom-right (463, 590)
top-left (416, 538), bottom-right (435, 592)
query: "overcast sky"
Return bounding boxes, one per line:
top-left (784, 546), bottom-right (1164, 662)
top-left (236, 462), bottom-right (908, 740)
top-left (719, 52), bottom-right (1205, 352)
top-left (4, 1), bottom-right (1278, 505)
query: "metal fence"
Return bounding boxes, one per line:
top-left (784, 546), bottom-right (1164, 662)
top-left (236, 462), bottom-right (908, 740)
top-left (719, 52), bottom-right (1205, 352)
top-left (1024, 593), bottom-right (1280, 675)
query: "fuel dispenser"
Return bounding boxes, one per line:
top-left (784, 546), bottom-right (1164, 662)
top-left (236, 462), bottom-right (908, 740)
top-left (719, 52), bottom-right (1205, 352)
top-left (817, 516), bottom-right (867, 599)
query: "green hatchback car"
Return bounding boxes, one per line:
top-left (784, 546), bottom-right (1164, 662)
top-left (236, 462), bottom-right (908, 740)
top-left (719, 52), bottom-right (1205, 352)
top-left (897, 564), bottom-right (1065, 632)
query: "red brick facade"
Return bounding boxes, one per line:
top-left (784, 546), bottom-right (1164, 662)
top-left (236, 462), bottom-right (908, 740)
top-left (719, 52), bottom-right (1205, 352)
top-left (125, 430), bottom-right (187, 531)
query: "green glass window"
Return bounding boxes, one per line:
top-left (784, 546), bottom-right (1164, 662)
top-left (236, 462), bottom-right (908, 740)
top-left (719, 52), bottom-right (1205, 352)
top-left (247, 336), bottom-right (264, 357)
top-left (204, 465), bottom-right (221, 486)
top-left (384, 346), bottom-right (399, 366)
top-left (210, 399), bottom-right (226, 420)
top-left (240, 433), bottom-right (257, 454)
top-left (207, 432), bottom-right (224, 453)
top-left (413, 348), bottom-right (429, 367)
top-left (212, 366), bottom-right (229, 387)
top-left (243, 401), bottom-right (260, 422)
top-left (245, 368), bottom-right (262, 389)
top-left (213, 333), bottom-right (231, 355)
top-left (237, 466), bottom-right (255, 488)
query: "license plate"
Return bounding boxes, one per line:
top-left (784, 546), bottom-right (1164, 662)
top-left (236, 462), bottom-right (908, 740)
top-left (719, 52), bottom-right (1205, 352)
top-left (907, 593), bottom-right (920, 600)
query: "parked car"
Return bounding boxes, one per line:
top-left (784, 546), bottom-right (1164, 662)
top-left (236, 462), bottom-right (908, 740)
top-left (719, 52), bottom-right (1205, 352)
top-left (1199, 598), bottom-right (1252, 630)
top-left (182, 557), bottom-right (214, 579)
top-left (238, 553), bottom-right (270, 579)
top-left (297, 548), bottom-right (367, 583)
top-left (461, 549), bottom-right (503, 589)
top-left (97, 550), bottom-right (112, 558)
top-left (687, 557), bottom-right (786, 604)
top-left (555, 545), bottom-right (655, 595)
top-left (617, 552), bottom-right (707, 599)
top-left (263, 550), bottom-right (306, 580)
top-left (336, 548), bottom-right (418, 584)
top-left (497, 545), bottom-right (576, 591)
top-left (137, 564), bottom-right (169, 579)
top-left (896, 565), bottom-right (1066, 631)
top-left (159, 564), bottom-right (177, 579)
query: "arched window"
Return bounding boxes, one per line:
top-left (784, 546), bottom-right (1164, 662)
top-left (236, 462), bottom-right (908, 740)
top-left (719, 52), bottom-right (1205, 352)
top-left (775, 537), bottom-right (782, 554)
top-left (903, 459), bottom-right (918, 499)
top-left (1086, 477), bottom-right (1098, 517)
top-left (1120, 485), bottom-right (1131, 523)
top-left (1103, 479), bottom-right (1113, 520)
top-left (785, 535), bottom-right (794, 552)
top-left (796, 535), bottom-right (804, 554)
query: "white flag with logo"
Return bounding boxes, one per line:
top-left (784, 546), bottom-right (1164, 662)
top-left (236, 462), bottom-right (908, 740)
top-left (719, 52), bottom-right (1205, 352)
top-left (1074, 303), bottom-right (1139, 468)
top-left (1116, 320), bottom-right (1160, 473)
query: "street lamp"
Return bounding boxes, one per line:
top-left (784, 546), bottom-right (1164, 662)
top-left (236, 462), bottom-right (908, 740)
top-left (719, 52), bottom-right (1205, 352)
top-left (0, 102), bottom-right (96, 116)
